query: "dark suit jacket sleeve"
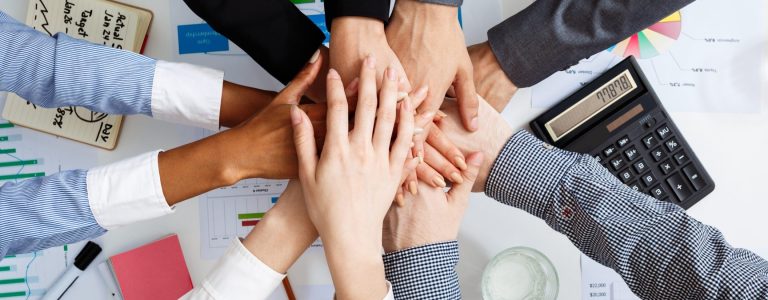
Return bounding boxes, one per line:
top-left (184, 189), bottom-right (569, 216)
top-left (324, 0), bottom-right (391, 29)
top-left (488, 0), bottom-right (695, 87)
top-left (183, 0), bottom-right (325, 84)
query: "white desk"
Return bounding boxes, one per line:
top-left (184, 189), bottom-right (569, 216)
top-left (1, 0), bottom-right (766, 299)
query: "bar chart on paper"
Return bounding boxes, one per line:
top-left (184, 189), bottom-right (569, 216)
top-left (200, 179), bottom-right (297, 259)
top-left (0, 120), bottom-right (45, 184)
top-left (0, 245), bottom-right (71, 299)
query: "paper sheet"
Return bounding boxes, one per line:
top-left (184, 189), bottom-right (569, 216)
top-left (580, 254), bottom-right (640, 300)
top-left (529, 0), bottom-right (766, 113)
top-left (0, 241), bottom-right (110, 300)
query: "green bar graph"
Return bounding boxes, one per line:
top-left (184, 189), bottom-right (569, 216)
top-left (0, 291), bottom-right (25, 298)
top-left (0, 278), bottom-right (24, 285)
top-left (238, 212), bottom-right (265, 220)
top-left (0, 123), bottom-right (13, 129)
top-left (0, 160), bottom-right (38, 168)
top-left (0, 266), bottom-right (10, 272)
top-left (0, 172), bottom-right (45, 181)
top-left (290, 0), bottom-right (315, 3)
top-left (0, 136), bottom-right (7, 142)
top-left (0, 149), bottom-right (16, 154)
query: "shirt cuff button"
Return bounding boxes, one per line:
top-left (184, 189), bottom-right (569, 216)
top-left (542, 142), bottom-right (554, 150)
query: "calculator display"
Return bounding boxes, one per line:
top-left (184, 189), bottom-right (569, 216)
top-left (546, 70), bottom-right (638, 141)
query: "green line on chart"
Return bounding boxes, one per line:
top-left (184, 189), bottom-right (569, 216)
top-left (0, 149), bottom-right (16, 154)
top-left (0, 266), bottom-right (10, 272)
top-left (0, 278), bottom-right (25, 285)
top-left (0, 291), bottom-right (25, 298)
top-left (0, 123), bottom-right (13, 129)
top-left (238, 213), bottom-right (265, 220)
top-left (0, 160), bottom-right (38, 168)
top-left (0, 172), bottom-right (45, 181)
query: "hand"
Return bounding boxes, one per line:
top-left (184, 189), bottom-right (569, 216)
top-left (329, 17), bottom-right (411, 92)
top-left (304, 47), bottom-right (330, 103)
top-left (387, 0), bottom-right (478, 131)
top-left (435, 97), bottom-right (514, 192)
top-left (467, 42), bottom-right (518, 112)
top-left (291, 58), bottom-right (418, 300)
top-left (384, 152), bottom-right (484, 252)
top-left (158, 57), bottom-right (326, 205)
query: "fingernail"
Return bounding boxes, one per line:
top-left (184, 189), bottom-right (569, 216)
top-left (450, 172), bottom-right (464, 184)
top-left (454, 156), bottom-right (468, 170)
top-left (413, 86), bottom-right (428, 101)
top-left (290, 105), bottom-right (302, 125)
top-left (395, 193), bottom-right (405, 207)
top-left (410, 142), bottom-right (415, 148)
top-left (365, 55), bottom-right (376, 69)
top-left (413, 156), bottom-right (421, 165)
top-left (470, 116), bottom-right (479, 131)
top-left (432, 176), bottom-right (447, 188)
top-left (408, 181), bottom-right (418, 195)
top-left (328, 68), bottom-right (341, 80)
top-left (309, 49), bottom-right (320, 64)
top-left (414, 127), bottom-right (425, 135)
top-left (386, 66), bottom-right (398, 81)
top-left (397, 92), bottom-right (409, 101)
top-left (418, 151), bottom-right (424, 164)
top-left (437, 110), bottom-right (448, 118)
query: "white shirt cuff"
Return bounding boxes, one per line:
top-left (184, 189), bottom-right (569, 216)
top-left (185, 239), bottom-right (285, 300)
top-left (86, 151), bottom-right (172, 230)
top-left (383, 281), bottom-right (394, 300)
top-left (151, 60), bottom-right (223, 130)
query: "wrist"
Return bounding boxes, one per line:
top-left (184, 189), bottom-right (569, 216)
top-left (392, 0), bottom-right (458, 24)
top-left (474, 124), bottom-right (514, 192)
top-left (331, 17), bottom-right (385, 38)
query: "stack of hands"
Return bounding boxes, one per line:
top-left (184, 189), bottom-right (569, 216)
top-left (205, 2), bottom-right (520, 297)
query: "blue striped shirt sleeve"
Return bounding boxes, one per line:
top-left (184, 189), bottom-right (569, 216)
top-left (0, 11), bottom-right (156, 116)
top-left (0, 170), bottom-right (106, 257)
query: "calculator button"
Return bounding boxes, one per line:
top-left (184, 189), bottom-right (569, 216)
top-left (603, 145), bottom-right (618, 157)
top-left (610, 157), bottom-right (627, 171)
top-left (659, 160), bottom-right (675, 175)
top-left (623, 147), bottom-right (639, 161)
top-left (618, 169), bottom-right (635, 183)
top-left (683, 165), bottom-right (706, 191)
top-left (616, 136), bottom-right (631, 148)
top-left (656, 125), bottom-right (672, 140)
top-left (649, 185), bottom-right (668, 200)
top-left (651, 147), bottom-right (667, 162)
top-left (642, 135), bottom-right (658, 149)
top-left (664, 138), bottom-right (681, 152)
top-left (673, 151), bottom-right (689, 165)
top-left (633, 160), bottom-right (648, 174)
top-left (666, 173), bottom-right (693, 202)
top-left (641, 172), bottom-right (657, 187)
top-left (627, 182), bottom-right (641, 192)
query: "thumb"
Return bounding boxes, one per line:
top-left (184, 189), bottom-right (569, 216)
top-left (455, 68), bottom-right (479, 131)
top-left (291, 105), bottom-right (318, 180)
top-left (276, 50), bottom-right (324, 105)
top-left (447, 152), bottom-right (484, 202)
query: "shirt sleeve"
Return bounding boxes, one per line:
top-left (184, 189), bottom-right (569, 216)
top-left (179, 239), bottom-right (285, 300)
top-left (382, 241), bottom-right (461, 300)
top-left (182, 0), bottom-right (324, 85)
top-left (485, 130), bottom-right (768, 299)
top-left (419, 0), bottom-right (462, 7)
top-left (0, 170), bottom-right (106, 258)
top-left (324, 0), bottom-right (391, 29)
top-left (487, 0), bottom-right (694, 87)
top-left (0, 11), bottom-right (223, 129)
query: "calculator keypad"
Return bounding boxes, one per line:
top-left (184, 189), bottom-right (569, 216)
top-left (591, 123), bottom-right (708, 204)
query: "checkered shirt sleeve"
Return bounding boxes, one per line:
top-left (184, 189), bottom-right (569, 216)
top-left (485, 130), bottom-right (768, 299)
top-left (383, 241), bottom-right (461, 300)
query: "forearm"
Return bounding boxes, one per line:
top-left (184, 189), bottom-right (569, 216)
top-left (485, 130), bottom-right (768, 298)
top-left (323, 230), bottom-right (388, 300)
top-left (0, 171), bottom-right (105, 257)
top-left (488, 0), bottom-right (694, 87)
top-left (383, 241), bottom-right (461, 299)
top-left (219, 82), bottom-right (275, 128)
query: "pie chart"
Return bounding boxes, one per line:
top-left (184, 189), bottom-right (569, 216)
top-left (608, 12), bottom-right (682, 59)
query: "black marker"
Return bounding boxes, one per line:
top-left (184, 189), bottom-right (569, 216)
top-left (42, 241), bottom-right (102, 300)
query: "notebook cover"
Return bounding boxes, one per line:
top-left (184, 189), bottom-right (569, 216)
top-left (109, 235), bottom-right (193, 300)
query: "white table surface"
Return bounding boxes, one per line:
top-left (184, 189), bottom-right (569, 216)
top-left (1, 0), bottom-right (766, 299)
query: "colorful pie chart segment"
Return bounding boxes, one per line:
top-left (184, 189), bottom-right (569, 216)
top-left (607, 12), bottom-right (681, 59)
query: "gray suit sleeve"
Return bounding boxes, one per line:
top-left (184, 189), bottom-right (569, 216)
top-left (420, 0), bottom-right (462, 6)
top-left (488, 0), bottom-right (694, 87)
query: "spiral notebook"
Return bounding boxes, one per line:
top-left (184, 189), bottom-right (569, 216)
top-left (1, 0), bottom-right (152, 149)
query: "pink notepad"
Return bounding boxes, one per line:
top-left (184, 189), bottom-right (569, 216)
top-left (109, 235), bottom-right (193, 300)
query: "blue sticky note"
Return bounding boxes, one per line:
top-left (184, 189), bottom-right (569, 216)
top-left (307, 14), bottom-right (330, 44)
top-left (177, 23), bottom-right (229, 54)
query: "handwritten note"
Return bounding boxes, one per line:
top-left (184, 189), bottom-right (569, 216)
top-left (2, 0), bottom-right (152, 149)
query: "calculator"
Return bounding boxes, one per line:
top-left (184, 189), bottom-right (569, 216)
top-left (530, 57), bottom-right (714, 209)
